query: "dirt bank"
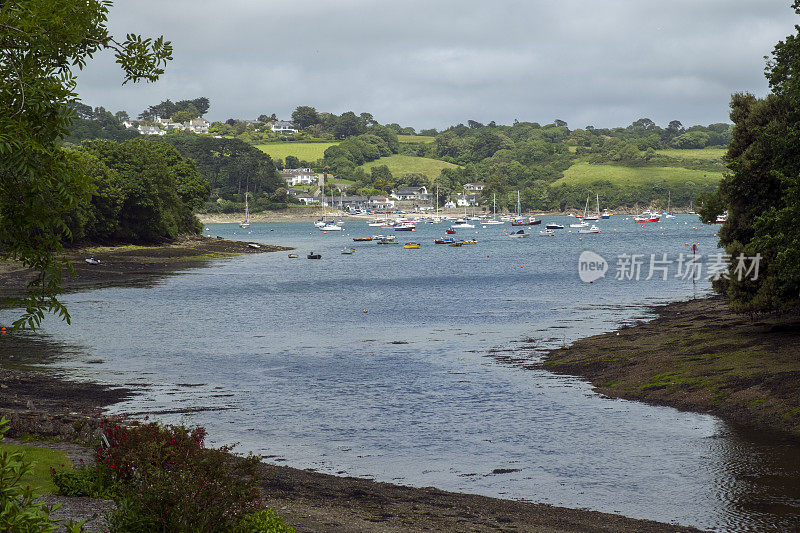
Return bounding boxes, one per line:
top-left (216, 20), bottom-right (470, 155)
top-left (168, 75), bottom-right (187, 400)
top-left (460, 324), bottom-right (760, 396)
top-left (0, 235), bottom-right (290, 302)
top-left (540, 296), bottom-right (800, 439)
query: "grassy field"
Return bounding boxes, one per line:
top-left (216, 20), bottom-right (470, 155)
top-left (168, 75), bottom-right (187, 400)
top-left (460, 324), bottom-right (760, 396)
top-left (397, 135), bottom-right (435, 144)
top-left (254, 142), bottom-right (338, 162)
top-left (358, 155), bottom-right (459, 179)
top-left (0, 443), bottom-right (72, 494)
top-left (654, 148), bottom-right (726, 160)
top-left (552, 162), bottom-right (723, 187)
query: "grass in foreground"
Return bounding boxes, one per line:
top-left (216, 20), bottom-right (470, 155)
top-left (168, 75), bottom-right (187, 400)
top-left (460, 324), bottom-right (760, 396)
top-left (552, 162), bottom-right (723, 187)
top-left (254, 142), bottom-right (338, 162)
top-left (358, 154), bottom-right (459, 179)
top-left (0, 442), bottom-right (71, 494)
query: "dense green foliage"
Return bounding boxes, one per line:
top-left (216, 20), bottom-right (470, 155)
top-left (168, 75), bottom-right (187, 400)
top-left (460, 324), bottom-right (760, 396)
top-left (139, 96), bottom-right (210, 121)
top-left (705, 1), bottom-right (800, 313)
top-left (153, 134), bottom-right (285, 211)
top-left (65, 103), bottom-right (140, 144)
top-left (0, 0), bottom-right (171, 329)
top-left (322, 127), bottom-right (400, 172)
top-left (75, 139), bottom-right (208, 241)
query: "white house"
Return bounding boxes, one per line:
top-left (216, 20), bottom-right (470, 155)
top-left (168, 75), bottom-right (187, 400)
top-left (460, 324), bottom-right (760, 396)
top-left (270, 120), bottom-right (298, 134)
top-left (137, 125), bottom-right (165, 136)
top-left (280, 168), bottom-right (317, 187)
top-left (367, 196), bottom-right (395, 210)
top-left (464, 182), bottom-right (486, 192)
top-left (391, 186), bottom-right (428, 201)
top-left (187, 117), bottom-right (210, 133)
top-left (292, 192), bottom-right (322, 205)
top-left (455, 193), bottom-right (479, 207)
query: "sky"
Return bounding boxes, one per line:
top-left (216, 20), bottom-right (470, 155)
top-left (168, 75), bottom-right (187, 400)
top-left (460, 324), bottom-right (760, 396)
top-left (75, 0), bottom-right (798, 131)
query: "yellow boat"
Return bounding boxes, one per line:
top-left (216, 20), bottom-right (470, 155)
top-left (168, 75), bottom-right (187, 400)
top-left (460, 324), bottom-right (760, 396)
top-left (403, 242), bottom-right (420, 249)
top-left (448, 242), bottom-right (462, 247)
top-left (460, 239), bottom-right (477, 245)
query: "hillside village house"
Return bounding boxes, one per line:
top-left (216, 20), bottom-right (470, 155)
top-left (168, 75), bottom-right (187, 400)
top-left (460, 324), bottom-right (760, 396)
top-left (390, 186), bottom-right (432, 202)
top-left (464, 182), bottom-right (486, 192)
top-left (269, 120), bottom-right (298, 134)
top-left (280, 168), bottom-right (318, 187)
top-left (445, 194), bottom-right (479, 208)
top-left (125, 117), bottom-right (210, 135)
top-left (334, 195), bottom-right (396, 211)
top-left (290, 191), bottom-right (323, 205)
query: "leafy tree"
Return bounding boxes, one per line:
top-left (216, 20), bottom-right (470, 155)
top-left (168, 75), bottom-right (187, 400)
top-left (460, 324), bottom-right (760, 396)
top-left (0, 0), bottom-right (172, 329)
top-left (80, 139), bottom-right (206, 240)
top-left (710, 0), bottom-right (800, 312)
top-left (284, 155), bottom-right (301, 169)
top-left (155, 136), bottom-right (282, 200)
top-left (335, 111), bottom-right (364, 139)
top-left (291, 106), bottom-right (319, 129)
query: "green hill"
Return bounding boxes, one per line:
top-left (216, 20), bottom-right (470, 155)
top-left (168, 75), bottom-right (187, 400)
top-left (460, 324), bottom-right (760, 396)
top-left (359, 155), bottom-right (459, 179)
top-left (553, 162), bottom-right (723, 188)
top-left (254, 142), bottom-right (338, 162)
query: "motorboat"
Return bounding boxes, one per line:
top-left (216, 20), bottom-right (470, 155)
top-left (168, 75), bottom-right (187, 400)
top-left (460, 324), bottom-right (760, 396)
top-left (353, 236), bottom-right (373, 242)
top-left (434, 237), bottom-right (455, 244)
top-left (403, 242), bottom-right (421, 249)
top-left (633, 210), bottom-right (660, 223)
top-left (460, 239), bottom-right (477, 245)
top-left (539, 229), bottom-right (555, 236)
top-left (319, 223), bottom-right (343, 231)
top-left (578, 225), bottom-right (601, 234)
top-left (307, 252), bottom-right (321, 259)
top-left (451, 219), bottom-right (475, 228)
top-left (445, 227), bottom-right (456, 234)
top-left (545, 223), bottom-right (564, 229)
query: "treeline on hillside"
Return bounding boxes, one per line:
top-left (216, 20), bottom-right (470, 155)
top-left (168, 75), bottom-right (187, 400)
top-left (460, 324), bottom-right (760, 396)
top-left (322, 128), bottom-right (400, 171)
top-left (65, 103), bottom-right (140, 144)
top-left (64, 139), bottom-right (209, 243)
top-left (153, 134), bottom-right (287, 213)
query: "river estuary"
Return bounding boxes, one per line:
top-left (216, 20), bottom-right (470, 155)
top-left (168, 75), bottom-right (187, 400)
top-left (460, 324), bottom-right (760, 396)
top-left (19, 215), bottom-right (800, 531)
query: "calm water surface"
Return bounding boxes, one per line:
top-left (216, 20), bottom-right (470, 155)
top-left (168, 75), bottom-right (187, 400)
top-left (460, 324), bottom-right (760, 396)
top-left (20, 215), bottom-right (800, 531)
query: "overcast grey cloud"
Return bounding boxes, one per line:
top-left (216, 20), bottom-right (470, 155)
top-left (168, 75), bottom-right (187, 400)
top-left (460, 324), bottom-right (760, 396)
top-left (75, 0), bottom-right (797, 130)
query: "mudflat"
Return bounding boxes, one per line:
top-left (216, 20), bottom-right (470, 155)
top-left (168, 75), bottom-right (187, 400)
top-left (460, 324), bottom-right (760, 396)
top-left (541, 296), bottom-right (800, 439)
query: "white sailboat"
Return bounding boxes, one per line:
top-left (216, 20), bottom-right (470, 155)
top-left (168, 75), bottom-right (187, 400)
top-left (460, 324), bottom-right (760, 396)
top-left (664, 191), bottom-right (676, 218)
top-left (570, 195), bottom-right (590, 228)
top-left (583, 194), bottom-right (600, 221)
top-left (240, 193), bottom-right (251, 228)
top-left (483, 193), bottom-right (504, 224)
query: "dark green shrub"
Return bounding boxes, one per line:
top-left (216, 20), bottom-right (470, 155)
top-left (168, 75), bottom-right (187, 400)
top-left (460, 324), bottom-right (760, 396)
top-left (51, 465), bottom-right (116, 499)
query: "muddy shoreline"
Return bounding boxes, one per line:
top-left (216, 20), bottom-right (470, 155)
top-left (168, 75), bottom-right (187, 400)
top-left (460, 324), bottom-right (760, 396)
top-left (0, 237), bottom-right (703, 532)
top-left (540, 296), bottom-right (800, 440)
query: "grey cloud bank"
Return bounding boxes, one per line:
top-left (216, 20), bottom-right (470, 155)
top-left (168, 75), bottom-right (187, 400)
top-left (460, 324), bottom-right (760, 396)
top-left (76, 0), bottom-right (797, 130)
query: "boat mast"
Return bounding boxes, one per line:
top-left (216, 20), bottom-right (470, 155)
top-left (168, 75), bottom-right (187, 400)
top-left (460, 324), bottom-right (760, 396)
top-left (517, 190), bottom-right (521, 217)
top-left (596, 193), bottom-right (599, 217)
